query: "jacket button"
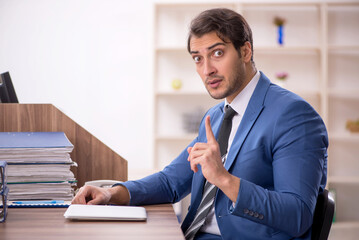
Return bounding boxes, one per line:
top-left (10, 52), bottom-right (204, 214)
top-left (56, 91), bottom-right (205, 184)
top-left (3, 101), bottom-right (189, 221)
top-left (254, 212), bottom-right (259, 218)
top-left (259, 214), bottom-right (264, 220)
top-left (249, 210), bottom-right (254, 216)
top-left (244, 208), bottom-right (249, 214)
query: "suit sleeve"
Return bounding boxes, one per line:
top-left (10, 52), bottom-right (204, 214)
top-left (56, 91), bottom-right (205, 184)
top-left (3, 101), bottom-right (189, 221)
top-left (118, 108), bottom-right (215, 206)
top-left (119, 138), bottom-right (197, 206)
top-left (230, 100), bottom-right (328, 237)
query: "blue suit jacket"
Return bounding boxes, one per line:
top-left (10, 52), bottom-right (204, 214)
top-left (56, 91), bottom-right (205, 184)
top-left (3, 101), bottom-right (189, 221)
top-left (122, 72), bottom-right (328, 240)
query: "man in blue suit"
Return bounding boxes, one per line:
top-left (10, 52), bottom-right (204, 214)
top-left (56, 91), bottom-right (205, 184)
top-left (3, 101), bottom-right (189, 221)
top-left (72, 8), bottom-right (328, 240)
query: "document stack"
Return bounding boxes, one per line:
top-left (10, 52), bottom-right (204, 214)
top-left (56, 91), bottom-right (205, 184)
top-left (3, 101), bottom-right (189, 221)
top-left (0, 132), bottom-right (77, 201)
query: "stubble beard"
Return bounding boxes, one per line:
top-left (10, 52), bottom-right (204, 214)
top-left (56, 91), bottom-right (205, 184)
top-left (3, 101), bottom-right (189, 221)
top-left (206, 64), bottom-right (246, 100)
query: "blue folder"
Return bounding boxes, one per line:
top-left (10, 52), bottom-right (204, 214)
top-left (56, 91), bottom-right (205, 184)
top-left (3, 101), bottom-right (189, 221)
top-left (0, 132), bottom-right (73, 149)
top-left (7, 200), bottom-right (71, 208)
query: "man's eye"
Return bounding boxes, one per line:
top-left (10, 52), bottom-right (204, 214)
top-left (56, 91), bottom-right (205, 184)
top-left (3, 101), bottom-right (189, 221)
top-left (213, 50), bottom-right (224, 57)
top-left (193, 56), bottom-right (201, 63)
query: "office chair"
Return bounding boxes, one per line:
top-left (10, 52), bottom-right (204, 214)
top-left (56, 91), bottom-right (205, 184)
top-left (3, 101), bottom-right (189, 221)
top-left (311, 189), bottom-right (335, 240)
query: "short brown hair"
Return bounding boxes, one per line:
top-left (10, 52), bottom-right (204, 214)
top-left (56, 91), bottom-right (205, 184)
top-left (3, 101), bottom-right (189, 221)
top-left (187, 8), bottom-right (254, 61)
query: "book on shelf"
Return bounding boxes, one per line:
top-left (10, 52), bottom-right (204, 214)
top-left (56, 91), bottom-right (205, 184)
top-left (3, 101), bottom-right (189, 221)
top-left (0, 132), bottom-right (77, 204)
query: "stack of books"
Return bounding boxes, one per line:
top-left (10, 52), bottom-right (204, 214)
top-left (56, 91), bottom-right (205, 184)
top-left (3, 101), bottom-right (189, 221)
top-left (0, 132), bottom-right (77, 201)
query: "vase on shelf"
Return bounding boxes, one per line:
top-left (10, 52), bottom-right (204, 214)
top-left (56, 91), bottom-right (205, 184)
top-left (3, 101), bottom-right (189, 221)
top-left (274, 16), bottom-right (286, 46)
top-left (277, 25), bottom-right (284, 46)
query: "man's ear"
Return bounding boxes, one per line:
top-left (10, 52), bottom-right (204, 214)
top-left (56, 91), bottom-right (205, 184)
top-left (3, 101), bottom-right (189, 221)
top-left (241, 41), bottom-right (252, 63)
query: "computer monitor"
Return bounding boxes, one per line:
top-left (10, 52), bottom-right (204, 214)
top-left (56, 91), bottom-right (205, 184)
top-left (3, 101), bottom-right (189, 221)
top-left (0, 72), bottom-right (19, 103)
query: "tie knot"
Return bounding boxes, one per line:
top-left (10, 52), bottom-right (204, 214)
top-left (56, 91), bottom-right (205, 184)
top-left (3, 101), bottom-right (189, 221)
top-left (224, 105), bottom-right (236, 120)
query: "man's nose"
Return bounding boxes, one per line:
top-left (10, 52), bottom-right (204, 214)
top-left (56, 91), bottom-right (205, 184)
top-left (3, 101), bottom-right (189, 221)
top-left (203, 59), bottom-right (216, 77)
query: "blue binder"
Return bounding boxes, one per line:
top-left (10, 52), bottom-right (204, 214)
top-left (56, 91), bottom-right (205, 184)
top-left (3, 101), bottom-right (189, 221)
top-left (8, 200), bottom-right (71, 208)
top-left (0, 132), bottom-right (73, 149)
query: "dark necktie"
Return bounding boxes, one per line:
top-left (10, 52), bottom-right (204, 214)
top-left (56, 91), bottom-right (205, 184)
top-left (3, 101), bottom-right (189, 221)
top-left (184, 105), bottom-right (236, 240)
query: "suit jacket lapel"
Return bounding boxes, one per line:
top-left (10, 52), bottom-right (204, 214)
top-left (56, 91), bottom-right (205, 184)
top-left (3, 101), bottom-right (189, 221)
top-left (224, 72), bottom-right (270, 170)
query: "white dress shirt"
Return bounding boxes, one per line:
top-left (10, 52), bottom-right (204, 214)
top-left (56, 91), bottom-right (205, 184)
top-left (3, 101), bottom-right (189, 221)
top-left (199, 71), bottom-right (260, 235)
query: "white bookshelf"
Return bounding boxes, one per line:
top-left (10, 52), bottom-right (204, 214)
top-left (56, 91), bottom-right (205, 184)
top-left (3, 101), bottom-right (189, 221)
top-left (153, 1), bottom-right (359, 237)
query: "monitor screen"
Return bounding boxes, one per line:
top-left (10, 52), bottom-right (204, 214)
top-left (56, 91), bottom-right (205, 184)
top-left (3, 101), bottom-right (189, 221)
top-left (0, 72), bottom-right (19, 103)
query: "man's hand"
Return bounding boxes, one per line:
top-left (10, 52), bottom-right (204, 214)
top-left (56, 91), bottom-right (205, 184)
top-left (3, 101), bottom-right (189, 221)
top-left (71, 185), bottom-right (111, 205)
top-left (187, 115), bottom-right (240, 202)
top-left (71, 185), bottom-right (130, 205)
top-left (187, 115), bottom-right (227, 186)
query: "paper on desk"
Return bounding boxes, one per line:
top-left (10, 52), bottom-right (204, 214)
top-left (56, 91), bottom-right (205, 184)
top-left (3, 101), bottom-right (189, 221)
top-left (7, 163), bottom-right (76, 183)
top-left (64, 204), bottom-right (147, 221)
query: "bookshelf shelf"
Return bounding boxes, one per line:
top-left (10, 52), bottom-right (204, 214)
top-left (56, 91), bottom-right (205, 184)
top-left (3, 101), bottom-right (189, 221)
top-left (329, 133), bottom-right (359, 142)
top-left (332, 221), bottom-right (359, 229)
top-left (328, 176), bottom-right (359, 185)
top-left (155, 91), bottom-right (208, 97)
top-left (156, 134), bottom-right (197, 142)
top-left (329, 221), bottom-right (359, 240)
top-left (328, 89), bottom-right (359, 100)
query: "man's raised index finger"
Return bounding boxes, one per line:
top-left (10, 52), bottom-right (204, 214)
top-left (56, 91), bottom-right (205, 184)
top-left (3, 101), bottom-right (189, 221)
top-left (205, 115), bottom-right (216, 143)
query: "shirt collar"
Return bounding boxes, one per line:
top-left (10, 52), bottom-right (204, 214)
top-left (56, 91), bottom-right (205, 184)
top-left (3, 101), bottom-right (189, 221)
top-left (224, 71), bottom-right (260, 116)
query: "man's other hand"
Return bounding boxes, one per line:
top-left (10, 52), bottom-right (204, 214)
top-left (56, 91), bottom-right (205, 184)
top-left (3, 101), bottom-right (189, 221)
top-left (71, 185), bottom-right (112, 205)
top-left (71, 185), bottom-right (131, 206)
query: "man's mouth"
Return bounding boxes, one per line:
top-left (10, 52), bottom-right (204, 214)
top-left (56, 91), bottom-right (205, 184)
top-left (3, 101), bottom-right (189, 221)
top-left (207, 79), bottom-right (222, 88)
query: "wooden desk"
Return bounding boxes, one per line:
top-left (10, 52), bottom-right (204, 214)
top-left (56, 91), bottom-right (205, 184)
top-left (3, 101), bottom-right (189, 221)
top-left (0, 204), bottom-right (184, 240)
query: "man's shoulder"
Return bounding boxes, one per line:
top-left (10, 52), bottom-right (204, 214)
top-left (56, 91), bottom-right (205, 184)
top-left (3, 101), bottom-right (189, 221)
top-left (264, 84), bottom-right (323, 123)
top-left (257, 71), bottom-right (307, 106)
top-left (266, 83), bottom-right (310, 107)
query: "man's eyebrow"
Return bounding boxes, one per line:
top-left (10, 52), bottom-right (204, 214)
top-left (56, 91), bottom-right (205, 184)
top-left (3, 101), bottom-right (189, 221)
top-left (208, 42), bottom-right (226, 50)
top-left (190, 42), bottom-right (226, 54)
top-left (190, 50), bottom-right (199, 54)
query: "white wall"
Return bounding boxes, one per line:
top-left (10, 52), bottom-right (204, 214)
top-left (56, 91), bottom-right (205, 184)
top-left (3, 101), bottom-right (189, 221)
top-left (0, 0), bottom-right (153, 172)
top-left (0, 0), bottom-right (315, 176)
